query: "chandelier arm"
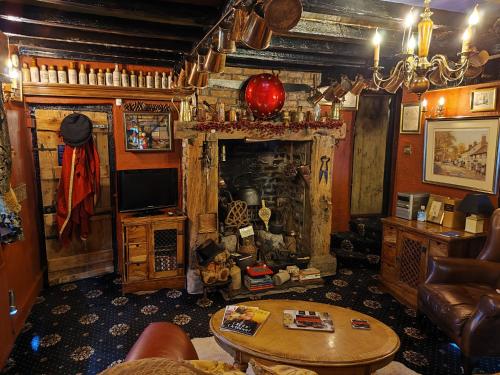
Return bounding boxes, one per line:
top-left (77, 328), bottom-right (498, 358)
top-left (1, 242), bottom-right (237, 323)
top-left (372, 60), bottom-right (406, 88)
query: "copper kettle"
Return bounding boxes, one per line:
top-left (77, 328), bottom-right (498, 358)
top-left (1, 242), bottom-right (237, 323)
top-left (241, 5), bottom-right (272, 50)
top-left (204, 41), bottom-right (226, 73)
top-left (217, 26), bottom-right (236, 53)
top-left (230, 7), bottom-right (248, 42)
top-left (188, 62), bottom-right (209, 88)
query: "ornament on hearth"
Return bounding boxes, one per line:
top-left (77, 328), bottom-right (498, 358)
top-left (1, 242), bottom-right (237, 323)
top-left (244, 73), bottom-right (285, 119)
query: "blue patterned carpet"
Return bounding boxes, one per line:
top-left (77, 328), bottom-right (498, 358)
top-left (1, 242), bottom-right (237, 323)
top-left (2, 264), bottom-right (500, 375)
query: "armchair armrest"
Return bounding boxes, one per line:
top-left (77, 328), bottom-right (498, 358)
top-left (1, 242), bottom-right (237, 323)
top-left (425, 257), bottom-right (500, 286)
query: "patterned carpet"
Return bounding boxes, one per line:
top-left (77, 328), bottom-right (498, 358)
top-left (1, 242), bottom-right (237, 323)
top-left (2, 264), bottom-right (500, 375)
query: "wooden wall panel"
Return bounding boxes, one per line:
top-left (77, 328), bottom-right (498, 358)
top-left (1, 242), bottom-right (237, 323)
top-left (392, 81), bottom-right (500, 214)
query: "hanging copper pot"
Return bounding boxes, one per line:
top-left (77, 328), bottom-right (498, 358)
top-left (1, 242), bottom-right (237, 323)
top-left (217, 27), bottom-right (236, 53)
top-left (231, 7), bottom-right (248, 42)
top-left (188, 62), bottom-right (209, 88)
top-left (177, 68), bottom-right (186, 88)
top-left (241, 6), bottom-right (273, 50)
top-left (263, 0), bottom-right (302, 33)
top-left (204, 45), bottom-right (226, 73)
top-left (197, 51), bottom-right (208, 72)
top-left (323, 83), bottom-right (338, 102)
top-left (350, 74), bottom-right (368, 96)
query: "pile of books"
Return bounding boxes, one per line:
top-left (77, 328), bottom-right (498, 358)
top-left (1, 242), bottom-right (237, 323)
top-left (244, 275), bottom-right (274, 291)
top-left (299, 267), bottom-right (321, 281)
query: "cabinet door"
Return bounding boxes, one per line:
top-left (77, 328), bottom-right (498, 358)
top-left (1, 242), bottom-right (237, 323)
top-left (149, 220), bottom-right (184, 279)
top-left (397, 231), bottom-right (428, 290)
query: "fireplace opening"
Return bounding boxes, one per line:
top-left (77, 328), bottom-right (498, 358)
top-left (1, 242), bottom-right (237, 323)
top-left (218, 139), bottom-right (312, 268)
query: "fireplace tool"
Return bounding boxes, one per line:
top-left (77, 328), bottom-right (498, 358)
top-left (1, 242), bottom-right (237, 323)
top-left (198, 137), bottom-right (218, 234)
top-left (258, 199), bottom-right (271, 231)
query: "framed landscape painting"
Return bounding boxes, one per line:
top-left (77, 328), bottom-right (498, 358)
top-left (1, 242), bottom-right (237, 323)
top-left (423, 117), bottom-right (500, 194)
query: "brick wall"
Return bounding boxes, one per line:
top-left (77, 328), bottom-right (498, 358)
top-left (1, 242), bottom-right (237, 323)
top-left (199, 66), bottom-right (321, 113)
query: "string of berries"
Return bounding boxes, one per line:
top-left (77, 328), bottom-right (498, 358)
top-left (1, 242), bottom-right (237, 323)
top-left (192, 119), bottom-right (343, 135)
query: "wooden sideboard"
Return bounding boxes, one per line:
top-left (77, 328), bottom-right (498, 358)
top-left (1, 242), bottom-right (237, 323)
top-left (121, 213), bottom-right (186, 293)
top-left (380, 217), bottom-right (486, 308)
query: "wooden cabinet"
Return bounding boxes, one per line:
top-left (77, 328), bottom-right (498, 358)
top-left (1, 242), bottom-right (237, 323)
top-left (380, 217), bottom-right (486, 307)
top-left (121, 214), bottom-right (186, 293)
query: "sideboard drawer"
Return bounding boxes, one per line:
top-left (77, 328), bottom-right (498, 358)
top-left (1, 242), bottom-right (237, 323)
top-left (127, 262), bottom-right (147, 282)
top-left (126, 225), bottom-right (147, 242)
top-left (383, 225), bottom-right (398, 244)
top-left (429, 240), bottom-right (448, 257)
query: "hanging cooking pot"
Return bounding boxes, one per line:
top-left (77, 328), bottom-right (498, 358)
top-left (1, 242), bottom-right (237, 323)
top-left (204, 44), bottom-right (226, 73)
top-left (233, 173), bottom-right (261, 207)
top-left (177, 68), bottom-right (186, 88)
top-left (231, 7), bottom-right (248, 42)
top-left (263, 0), bottom-right (302, 33)
top-left (241, 5), bottom-right (273, 50)
top-left (188, 62), bottom-right (209, 88)
top-left (217, 26), bottom-right (236, 53)
top-left (197, 50), bottom-right (208, 72)
top-left (323, 82), bottom-right (338, 102)
top-left (350, 74), bottom-right (368, 96)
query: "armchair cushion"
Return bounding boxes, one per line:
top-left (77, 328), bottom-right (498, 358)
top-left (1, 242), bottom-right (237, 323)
top-left (417, 283), bottom-right (494, 338)
top-left (425, 257), bottom-right (500, 286)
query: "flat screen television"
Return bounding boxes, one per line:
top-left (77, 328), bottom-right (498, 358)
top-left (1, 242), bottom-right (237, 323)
top-left (118, 168), bottom-right (178, 213)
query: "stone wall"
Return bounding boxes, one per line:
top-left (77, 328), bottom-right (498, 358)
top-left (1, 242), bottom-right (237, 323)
top-left (199, 66), bottom-right (321, 113)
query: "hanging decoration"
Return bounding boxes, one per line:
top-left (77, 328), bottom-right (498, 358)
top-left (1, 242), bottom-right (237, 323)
top-left (245, 73), bottom-right (286, 119)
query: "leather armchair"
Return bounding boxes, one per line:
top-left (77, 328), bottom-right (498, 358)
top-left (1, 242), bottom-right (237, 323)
top-left (417, 209), bottom-right (500, 374)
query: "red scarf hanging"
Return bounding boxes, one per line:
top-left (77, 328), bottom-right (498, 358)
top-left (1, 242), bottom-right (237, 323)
top-left (56, 139), bottom-right (100, 245)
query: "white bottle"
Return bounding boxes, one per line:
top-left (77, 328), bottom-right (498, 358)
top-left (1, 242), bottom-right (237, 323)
top-left (39, 64), bottom-right (49, 84)
top-left (57, 66), bottom-right (67, 84)
top-left (48, 65), bottom-right (58, 84)
top-left (130, 70), bottom-right (137, 87)
top-left (167, 72), bottom-right (172, 89)
top-left (161, 72), bottom-right (168, 89)
top-left (121, 69), bottom-right (129, 87)
top-left (68, 62), bottom-right (77, 84)
top-left (113, 64), bottom-right (121, 86)
top-left (105, 68), bottom-right (113, 86)
top-left (78, 64), bottom-right (88, 85)
top-left (97, 69), bottom-right (105, 86)
top-left (417, 205), bottom-right (427, 222)
top-left (21, 63), bottom-right (30, 83)
top-left (88, 68), bottom-right (97, 85)
top-left (154, 71), bottom-right (161, 88)
top-left (146, 72), bottom-right (153, 88)
top-left (138, 71), bottom-right (145, 88)
top-left (29, 58), bottom-right (39, 83)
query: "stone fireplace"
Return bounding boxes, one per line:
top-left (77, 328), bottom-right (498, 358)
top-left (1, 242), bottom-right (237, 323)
top-left (176, 122), bottom-right (346, 285)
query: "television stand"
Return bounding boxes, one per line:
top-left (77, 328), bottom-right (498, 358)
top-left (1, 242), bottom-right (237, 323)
top-left (133, 209), bottom-right (164, 217)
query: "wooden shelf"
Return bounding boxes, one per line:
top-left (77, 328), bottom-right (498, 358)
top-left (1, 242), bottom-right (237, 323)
top-left (22, 82), bottom-right (194, 100)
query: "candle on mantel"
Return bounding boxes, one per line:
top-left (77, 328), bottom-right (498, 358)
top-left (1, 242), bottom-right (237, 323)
top-left (373, 28), bottom-right (382, 68)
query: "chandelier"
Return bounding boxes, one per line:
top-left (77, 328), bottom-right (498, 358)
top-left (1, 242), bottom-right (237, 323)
top-left (371, 0), bottom-right (490, 97)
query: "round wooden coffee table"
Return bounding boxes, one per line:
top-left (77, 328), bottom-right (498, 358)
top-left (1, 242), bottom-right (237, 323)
top-left (210, 299), bottom-right (400, 375)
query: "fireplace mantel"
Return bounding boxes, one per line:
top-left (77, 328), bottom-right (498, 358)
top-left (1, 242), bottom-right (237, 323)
top-left (174, 121), bottom-right (346, 141)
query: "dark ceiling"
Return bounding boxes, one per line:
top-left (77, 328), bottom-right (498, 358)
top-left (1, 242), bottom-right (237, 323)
top-left (1, 0), bottom-right (499, 80)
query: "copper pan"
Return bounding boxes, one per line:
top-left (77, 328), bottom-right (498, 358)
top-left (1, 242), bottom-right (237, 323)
top-left (204, 45), bottom-right (226, 73)
top-left (241, 6), bottom-right (273, 50)
top-left (217, 26), bottom-right (236, 53)
top-left (323, 83), bottom-right (338, 102)
top-left (188, 62), bottom-right (209, 88)
top-left (177, 68), bottom-right (186, 88)
top-left (263, 0), bottom-right (302, 33)
top-left (350, 75), bottom-right (368, 96)
top-left (230, 7), bottom-right (248, 42)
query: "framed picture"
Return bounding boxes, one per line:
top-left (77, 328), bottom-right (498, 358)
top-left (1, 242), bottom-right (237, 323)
top-left (425, 194), bottom-right (445, 224)
top-left (470, 87), bottom-right (497, 112)
top-left (400, 103), bottom-right (421, 134)
top-left (342, 92), bottom-right (358, 110)
top-left (423, 117), bottom-right (500, 194)
top-left (124, 112), bottom-right (172, 152)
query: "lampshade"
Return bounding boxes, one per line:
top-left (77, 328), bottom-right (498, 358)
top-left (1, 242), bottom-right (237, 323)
top-left (457, 193), bottom-right (494, 216)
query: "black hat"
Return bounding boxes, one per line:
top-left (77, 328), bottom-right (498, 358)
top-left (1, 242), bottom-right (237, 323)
top-left (60, 113), bottom-right (93, 147)
top-left (196, 239), bottom-right (224, 266)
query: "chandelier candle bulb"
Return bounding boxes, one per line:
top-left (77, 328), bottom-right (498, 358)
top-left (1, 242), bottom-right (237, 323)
top-left (407, 35), bottom-right (416, 55)
top-left (462, 28), bottom-right (471, 53)
top-left (373, 28), bottom-right (381, 68)
top-left (421, 98), bottom-right (428, 112)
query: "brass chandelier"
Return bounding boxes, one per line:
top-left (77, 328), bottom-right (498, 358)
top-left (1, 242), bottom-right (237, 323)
top-left (371, 0), bottom-right (489, 97)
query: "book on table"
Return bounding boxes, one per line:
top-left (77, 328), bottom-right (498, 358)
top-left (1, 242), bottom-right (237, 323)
top-left (220, 305), bottom-right (270, 336)
top-left (283, 309), bottom-right (334, 332)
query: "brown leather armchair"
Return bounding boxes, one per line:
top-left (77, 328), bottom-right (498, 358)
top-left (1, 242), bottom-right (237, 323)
top-left (417, 209), bottom-right (500, 374)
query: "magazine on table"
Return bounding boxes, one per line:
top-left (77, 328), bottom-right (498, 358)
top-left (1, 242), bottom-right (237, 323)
top-left (283, 309), bottom-right (334, 332)
top-left (220, 305), bottom-right (270, 336)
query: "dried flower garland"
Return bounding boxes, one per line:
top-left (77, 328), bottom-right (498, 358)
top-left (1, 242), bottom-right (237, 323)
top-left (192, 119), bottom-right (344, 136)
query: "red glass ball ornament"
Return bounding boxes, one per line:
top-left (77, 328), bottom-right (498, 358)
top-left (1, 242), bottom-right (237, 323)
top-left (245, 73), bottom-right (285, 119)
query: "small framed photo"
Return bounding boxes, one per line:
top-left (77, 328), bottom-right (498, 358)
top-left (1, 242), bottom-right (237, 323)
top-left (124, 112), bottom-right (172, 152)
top-left (426, 195), bottom-right (445, 224)
top-left (400, 103), bottom-right (421, 134)
top-left (342, 92), bottom-right (358, 110)
top-left (470, 87), bottom-right (497, 112)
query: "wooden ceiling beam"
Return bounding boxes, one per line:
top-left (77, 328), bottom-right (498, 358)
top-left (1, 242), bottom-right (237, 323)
top-left (7, 0), bottom-right (219, 27)
top-left (0, 3), bottom-right (203, 41)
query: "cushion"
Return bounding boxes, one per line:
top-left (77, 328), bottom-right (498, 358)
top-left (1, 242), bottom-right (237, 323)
top-left (250, 359), bottom-right (318, 375)
top-left (418, 283), bottom-right (493, 337)
top-left (99, 358), bottom-right (206, 375)
top-left (188, 360), bottom-right (245, 375)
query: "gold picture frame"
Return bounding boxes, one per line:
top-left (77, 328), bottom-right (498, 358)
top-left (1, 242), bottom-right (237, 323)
top-left (470, 87), bottom-right (497, 112)
top-left (425, 194), bottom-right (446, 224)
top-left (400, 103), bottom-right (421, 134)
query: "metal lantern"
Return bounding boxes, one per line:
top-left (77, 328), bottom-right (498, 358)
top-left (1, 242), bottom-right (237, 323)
top-left (244, 73), bottom-right (285, 119)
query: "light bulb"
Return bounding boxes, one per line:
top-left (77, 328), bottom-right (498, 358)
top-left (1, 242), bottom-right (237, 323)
top-left (468, 5), bottom-right (479, 26)
top-left (372, 29), bottom-right (382, 46)
top-left (422, 98), bottom-right (428, 110)
top-left (404, 9), bottom-right (415, 29)
top-left (462, 28), bottom-right (470, 42)
top-left (438, 96), bottom-right (445, 106)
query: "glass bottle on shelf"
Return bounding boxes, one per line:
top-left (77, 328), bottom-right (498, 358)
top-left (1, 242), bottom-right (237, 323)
top-left (113, 63), bottom-right (121, 86)
top-left (161, 72), bottom-right (168, 89)
top-left (105, 68), bottom-right (113, 86)
top-left (29, 58), bottom-right (39, 83)
top-left (215, 98), bottom-right (225, 121)
top-left (154, 71), bottom-right (161, 88)
top-left (78, 64), bottom-right (88, 85)
top-left (22, 62), bottom-right (30, 83)
top-left (48, 65), bottom-right (57, 83)
top-left (57, 66), bottom-right (67, 84)
top-left (146, 72), bottom-right (153, 88)
top-left (97, 69), bottom-right (105, 85)
top-left (138, 71), bottom-right (145, 88)
top-left (121, 69), bottom-right (129, 87)
top-left (68, 62), bottom-right (77, 84)
top-left (88, 68), bottom-right (97, 85)
top-left (417, 205), bottom-right (427, 222)
top-left (39, 64), bottom-right (49, 84)
top-left (167, 72), bottom-right (173, 89)
top-left (130, 70), bottom-right (137, 87)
